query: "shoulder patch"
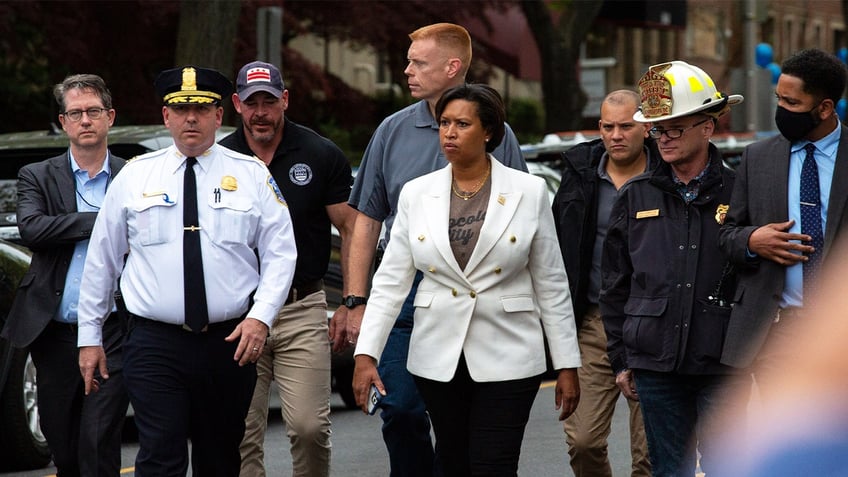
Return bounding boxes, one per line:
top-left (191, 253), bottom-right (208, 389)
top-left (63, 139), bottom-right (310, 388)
top-left (267, 174), bottom-right (287, 206)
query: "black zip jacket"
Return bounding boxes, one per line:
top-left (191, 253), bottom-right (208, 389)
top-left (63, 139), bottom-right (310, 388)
top-left (600, 144), bottom-right (737, 375)
top-left (552, 138), bottom-right (659, 328)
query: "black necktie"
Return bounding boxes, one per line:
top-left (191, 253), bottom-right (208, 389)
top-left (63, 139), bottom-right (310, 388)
top-left (800, 143), bottom-right (824, 301)
top-left (183, 156), bottom-right (209, 332)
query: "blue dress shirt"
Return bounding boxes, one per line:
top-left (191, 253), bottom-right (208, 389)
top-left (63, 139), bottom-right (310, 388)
top-left (782, 122), bottom-right (840, 307)
top-left (55, 151), bottom-right (111, 323)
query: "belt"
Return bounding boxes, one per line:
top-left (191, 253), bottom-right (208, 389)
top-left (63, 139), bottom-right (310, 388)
top-left (285, 279), bottom-right (323, 305)
top-left (50, 312), bottom-right (120, 332)
top-left (128, 313), bottom-right (241, 333)
top-left (774, 306), bottom-right (804, 323)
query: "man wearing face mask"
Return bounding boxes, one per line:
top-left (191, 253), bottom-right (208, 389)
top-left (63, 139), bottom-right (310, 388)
top-left (718, 48), bottom-right (848, 396)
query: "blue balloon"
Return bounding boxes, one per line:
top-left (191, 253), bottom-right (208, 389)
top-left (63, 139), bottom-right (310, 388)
top-left (766, 62), bottom-right (781, 84)
top-left (837, 98), bottom-right (847, 120)
top-left (755, 43), bottom-right (773, 68)
top-left (838, 47), bottom-right (848, 64)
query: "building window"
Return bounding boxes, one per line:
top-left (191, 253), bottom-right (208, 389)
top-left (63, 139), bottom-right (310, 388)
top-left (813, 23), bottom-right (822, 49)
top-left (783, 18), bottom-right (794, 59)
top-left (762, 16), bottom-right (775, 48)
top-left (624, 28), bottom-right (636, 85)
top-left (688, 6), bottom-right (724, 60)
top-left (834, 28), bottom-right (845, 53)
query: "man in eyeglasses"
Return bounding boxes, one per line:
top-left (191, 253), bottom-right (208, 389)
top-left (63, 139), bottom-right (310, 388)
top-left (600, 61), bottom-right (752, 476)
top-left (1, 74), bottom-right (129, 476)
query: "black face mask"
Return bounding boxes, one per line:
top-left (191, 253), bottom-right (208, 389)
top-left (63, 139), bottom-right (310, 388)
top-left (775, 103), bottom-right (822, 141)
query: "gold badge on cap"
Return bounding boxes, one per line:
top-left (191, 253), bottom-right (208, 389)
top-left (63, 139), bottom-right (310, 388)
top-left (181, 67), bottom-right (197, 91)
top-left (715, 204), bottom-right (729, 225)
top-left (638, 63), bottom-right (673, 120)
top-left (221, 175), bottom-right (238, 191)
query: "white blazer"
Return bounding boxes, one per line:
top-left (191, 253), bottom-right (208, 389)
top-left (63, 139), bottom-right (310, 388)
top-left (355, 157), bottom-right (580, 382)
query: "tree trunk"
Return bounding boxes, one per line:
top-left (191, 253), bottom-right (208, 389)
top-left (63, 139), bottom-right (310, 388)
top-left (521, 0), bottom-right (603, 132)
top-left (176, 0), bottom-right (241, 76)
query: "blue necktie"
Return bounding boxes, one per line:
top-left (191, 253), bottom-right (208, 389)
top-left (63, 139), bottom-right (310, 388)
top-left (800, 143), bottom-right (824, 301)
top-left (183, 156), bottom-right (209, 332)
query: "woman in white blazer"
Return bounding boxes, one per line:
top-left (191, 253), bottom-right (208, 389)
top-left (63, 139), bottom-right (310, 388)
top-left (353, 84), bottom-right (581, 476)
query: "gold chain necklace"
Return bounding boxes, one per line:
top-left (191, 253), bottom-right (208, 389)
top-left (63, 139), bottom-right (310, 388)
top-left (451, 161), bottom-right (491, 200)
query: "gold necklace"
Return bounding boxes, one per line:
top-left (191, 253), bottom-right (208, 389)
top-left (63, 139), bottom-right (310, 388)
top-left (451, 161), bottom-right (491, 200)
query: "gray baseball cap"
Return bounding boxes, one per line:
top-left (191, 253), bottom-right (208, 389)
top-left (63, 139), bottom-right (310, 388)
top-left (236, 61), bottom-right (285, 100)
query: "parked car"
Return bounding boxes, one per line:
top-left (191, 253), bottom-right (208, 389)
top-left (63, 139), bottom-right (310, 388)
top-left (0, 239), bottom-right (45, 471)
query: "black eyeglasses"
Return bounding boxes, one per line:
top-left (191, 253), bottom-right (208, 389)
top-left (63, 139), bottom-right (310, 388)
top-left (648, 117), bottom-right (710, 139)
top-left (62, 107), bottom-right (108, 122)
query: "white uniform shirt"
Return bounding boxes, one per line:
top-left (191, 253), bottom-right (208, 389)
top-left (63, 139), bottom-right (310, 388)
top-left (77, 144), bottom-right (297, 346)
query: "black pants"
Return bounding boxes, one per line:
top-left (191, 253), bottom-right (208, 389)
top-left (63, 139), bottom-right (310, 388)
top-left (29, 315), bottom-right (129, 477)
top-left (413, 355), bottom-right (542, 477)
top-left (123, 317), bottom-right (256, 477)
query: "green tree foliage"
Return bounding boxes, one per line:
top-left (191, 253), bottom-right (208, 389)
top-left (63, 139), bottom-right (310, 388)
top-left (0, 1), bottom-right (181, 132)
top-left (282, 0), bottom-right (512, 89)
top-left (0, 0), bottom-right (531, 158)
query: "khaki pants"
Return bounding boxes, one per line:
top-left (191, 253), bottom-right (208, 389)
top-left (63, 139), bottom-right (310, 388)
top-left (239, 291), bottom-right (332, 477)
top-left (564, 307), bottom-right (651, 477)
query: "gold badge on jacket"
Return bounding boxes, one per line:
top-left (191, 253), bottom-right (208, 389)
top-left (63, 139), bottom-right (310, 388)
top-left (715, 204), bottom-right (729, 225)
top-left (221, 175), bottom-right (238, 191)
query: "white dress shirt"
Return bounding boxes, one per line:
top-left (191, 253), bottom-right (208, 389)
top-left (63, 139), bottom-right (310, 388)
top-left (77, 144), bottom-right (296, 346)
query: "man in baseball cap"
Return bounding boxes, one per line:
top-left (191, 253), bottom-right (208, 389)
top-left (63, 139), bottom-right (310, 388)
top-left (600, 60), bottom-right (749, 476)
top-left (235, 60), bottom-right (285, 100)
top-left (220, 61), bottom-right (356, 477)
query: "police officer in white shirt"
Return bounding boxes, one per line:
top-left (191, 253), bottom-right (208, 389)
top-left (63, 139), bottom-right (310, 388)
top-left (77, 66), bottom-right (297, 477)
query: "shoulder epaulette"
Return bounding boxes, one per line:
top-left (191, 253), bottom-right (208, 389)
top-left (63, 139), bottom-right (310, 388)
top-left (219, 146), bottom-right (265, 166)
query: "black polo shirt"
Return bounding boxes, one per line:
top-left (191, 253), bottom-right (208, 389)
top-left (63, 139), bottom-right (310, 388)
top-left (220, 118), bottom-right (353, 287)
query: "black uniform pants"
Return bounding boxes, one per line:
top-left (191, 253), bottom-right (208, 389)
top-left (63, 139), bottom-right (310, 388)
top-left (123, 316), bottom-right (256, 477)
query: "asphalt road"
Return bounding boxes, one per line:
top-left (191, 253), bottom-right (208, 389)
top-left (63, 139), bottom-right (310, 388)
top-left (2, 382), bottom-right (638, 476)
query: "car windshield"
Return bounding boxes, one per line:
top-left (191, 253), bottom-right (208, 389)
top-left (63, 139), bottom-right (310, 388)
top-left (0, 180), bottom-right (14, 212)
top-left (0, 179), bottom-right (18, 242)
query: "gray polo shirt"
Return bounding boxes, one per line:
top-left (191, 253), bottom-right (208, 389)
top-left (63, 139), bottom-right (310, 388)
top-left (588, 148), bottom-right (651, 304)
top-left (350, 99), bottom-right (526, 244)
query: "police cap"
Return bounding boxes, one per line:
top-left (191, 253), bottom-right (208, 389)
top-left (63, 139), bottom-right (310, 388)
top-left (154, 66), bottom-right (232, 106)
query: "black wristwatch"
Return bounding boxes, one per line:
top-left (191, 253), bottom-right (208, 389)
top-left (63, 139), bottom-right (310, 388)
top-left (343, 295), bottom-right (368, 309)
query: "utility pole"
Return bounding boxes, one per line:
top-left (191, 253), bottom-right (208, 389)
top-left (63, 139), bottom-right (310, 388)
top-left (257, 6), bottom-right (282, 67)
top-left (745, 0), bottom-right (759, 132)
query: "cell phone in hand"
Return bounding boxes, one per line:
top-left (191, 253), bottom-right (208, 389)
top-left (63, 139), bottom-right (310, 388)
top-left (367, 384), bottom-right (383, 415)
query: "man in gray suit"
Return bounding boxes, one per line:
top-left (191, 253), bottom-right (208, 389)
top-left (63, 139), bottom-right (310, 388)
top-left (1, 74), bottom-right (128, 476)
top-left (719, 48), bottom-right (848, 393)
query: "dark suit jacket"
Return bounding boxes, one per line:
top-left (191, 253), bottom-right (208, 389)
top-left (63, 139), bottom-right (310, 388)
top-left (1, 151), bottom-right (125, 348)
top-left (718, 125), bottom-right (848, 368)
